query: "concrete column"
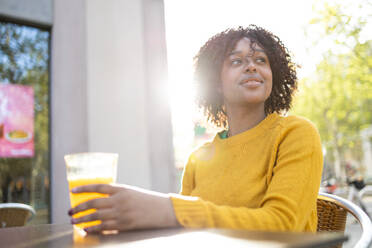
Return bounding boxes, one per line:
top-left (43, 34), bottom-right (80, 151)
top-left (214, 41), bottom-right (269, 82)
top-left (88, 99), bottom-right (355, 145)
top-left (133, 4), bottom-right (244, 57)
top-left (52, 0), bottom-right (174, 223)
top-left (51, 0), bottom-right (88, 223)
top-left (85, 0), bottom-right (175, 191)
top-left (85, 0), bottom-right (152, 188)
top-left (142, 0), bottom-right (176, 193)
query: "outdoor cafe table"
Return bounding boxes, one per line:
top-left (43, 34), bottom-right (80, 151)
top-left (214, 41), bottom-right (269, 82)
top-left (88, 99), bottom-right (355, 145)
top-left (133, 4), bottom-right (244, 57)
top-left (0, 224), bottom-right (347, 248)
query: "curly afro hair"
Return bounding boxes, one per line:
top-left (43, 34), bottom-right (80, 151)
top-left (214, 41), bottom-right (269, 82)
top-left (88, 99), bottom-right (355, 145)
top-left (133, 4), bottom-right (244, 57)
top-left (194, 25), bottom-right (298, 128)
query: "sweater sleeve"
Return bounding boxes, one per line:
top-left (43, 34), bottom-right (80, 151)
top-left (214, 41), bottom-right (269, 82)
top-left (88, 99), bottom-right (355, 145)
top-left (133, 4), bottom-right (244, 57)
top-left (179, 154), bottom-right (196, 196)
top-left (170, 119), bottom-right (323, 231)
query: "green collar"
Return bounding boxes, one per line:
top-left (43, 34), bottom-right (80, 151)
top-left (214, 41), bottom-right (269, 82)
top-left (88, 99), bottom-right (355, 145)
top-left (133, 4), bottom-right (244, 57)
top-left (219, 130), bottom-right (229, 139)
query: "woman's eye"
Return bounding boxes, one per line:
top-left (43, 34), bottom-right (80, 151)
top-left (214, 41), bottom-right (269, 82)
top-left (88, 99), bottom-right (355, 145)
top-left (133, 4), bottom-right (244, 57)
top-left (256, 57), bottom-right (266, 63)
top-left (231, 59), bottom-right (242, 65)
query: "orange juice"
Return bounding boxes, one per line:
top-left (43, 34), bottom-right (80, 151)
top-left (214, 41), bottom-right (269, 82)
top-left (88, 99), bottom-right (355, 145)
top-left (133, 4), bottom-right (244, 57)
top-left (69, 177), bottom-right (113, 229)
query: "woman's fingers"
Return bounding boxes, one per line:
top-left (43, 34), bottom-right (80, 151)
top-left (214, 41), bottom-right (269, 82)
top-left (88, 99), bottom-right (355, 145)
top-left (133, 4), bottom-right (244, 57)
top-left (68, 184), bottom-right (178, 232)
top-left (84, 219), bottom-right (120, 233)
top-left (69, 197), bottom-right (114, 215)
top-left (71, 208), bottom-right (116, 224)
top-left (71, 184), bottom-right (119, 194)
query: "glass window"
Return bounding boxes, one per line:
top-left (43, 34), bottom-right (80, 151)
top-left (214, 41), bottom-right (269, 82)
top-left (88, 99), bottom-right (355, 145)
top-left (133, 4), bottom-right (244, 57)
top-left (0, 20), bottom-right (50, 224)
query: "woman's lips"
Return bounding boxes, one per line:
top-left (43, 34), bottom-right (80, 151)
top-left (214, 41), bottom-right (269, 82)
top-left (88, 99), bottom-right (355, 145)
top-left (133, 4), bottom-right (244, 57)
top-left (240, 80), bottom-right (262, 88)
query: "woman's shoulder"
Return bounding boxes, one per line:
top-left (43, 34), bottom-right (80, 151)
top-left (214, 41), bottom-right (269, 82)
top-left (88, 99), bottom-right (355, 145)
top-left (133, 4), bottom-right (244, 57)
top-left (190, 140), bottom-right (216, 162)
top-left (272, 114), bottom-right (321, 147)
top-left (276, 114), bottom-right (319, 134)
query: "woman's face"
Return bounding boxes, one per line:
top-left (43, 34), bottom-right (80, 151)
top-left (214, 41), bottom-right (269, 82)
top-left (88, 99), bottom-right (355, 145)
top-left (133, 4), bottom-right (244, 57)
top-left (220, 37), bottom-right (273, 110)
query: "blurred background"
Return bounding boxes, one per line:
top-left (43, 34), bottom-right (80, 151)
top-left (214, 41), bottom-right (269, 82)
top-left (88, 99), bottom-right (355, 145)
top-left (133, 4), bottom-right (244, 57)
top-left (0, 1), bottom-right (371, 240)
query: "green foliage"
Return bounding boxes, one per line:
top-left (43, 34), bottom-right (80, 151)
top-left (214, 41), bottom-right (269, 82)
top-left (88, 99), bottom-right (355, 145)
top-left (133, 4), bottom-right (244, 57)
top-left (292, 0), bottom-right (372, 179)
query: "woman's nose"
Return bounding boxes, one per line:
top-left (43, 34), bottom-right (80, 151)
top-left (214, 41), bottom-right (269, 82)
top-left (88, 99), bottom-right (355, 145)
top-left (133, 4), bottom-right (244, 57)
top-left (244, 60), bottom-right (256, 72)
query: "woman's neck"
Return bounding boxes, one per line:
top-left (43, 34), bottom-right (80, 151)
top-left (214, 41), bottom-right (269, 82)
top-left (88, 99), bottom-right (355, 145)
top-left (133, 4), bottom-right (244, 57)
top-left (225, 105), bottom-right (266, 137)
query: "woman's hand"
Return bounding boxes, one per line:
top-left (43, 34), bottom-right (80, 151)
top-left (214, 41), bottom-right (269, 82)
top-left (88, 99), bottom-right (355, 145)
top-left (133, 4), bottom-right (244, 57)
top-left (68, 184), bottom-right (180, 233)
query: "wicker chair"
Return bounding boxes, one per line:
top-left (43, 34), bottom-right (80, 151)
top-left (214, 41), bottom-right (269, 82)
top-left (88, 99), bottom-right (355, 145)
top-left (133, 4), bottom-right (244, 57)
top-left (0, 203), bottom-right (35, 228)
top-left (317, 192), bottom-right (372, 248)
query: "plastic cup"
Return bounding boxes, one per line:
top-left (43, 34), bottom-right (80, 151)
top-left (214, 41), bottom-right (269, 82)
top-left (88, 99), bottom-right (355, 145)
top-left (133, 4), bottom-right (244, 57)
top-left (65, 152), bottom-right (118, 229)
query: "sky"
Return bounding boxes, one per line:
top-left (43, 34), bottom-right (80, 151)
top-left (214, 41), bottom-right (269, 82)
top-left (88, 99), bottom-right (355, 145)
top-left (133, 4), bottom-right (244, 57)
top-left (162, 0), bottom-right (352, 166)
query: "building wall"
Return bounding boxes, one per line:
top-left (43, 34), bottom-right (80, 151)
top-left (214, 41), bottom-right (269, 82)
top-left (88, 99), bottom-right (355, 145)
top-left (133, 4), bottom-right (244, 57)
top-left (52, 0), bottom-right (89, 224)
top-left (86, 0), bottom-right (152, 189)
top-left (85, 0), bottom-right (176, 191)
top-left (53, 0), bottom-right (175, 224)
top-left (0, 0), bottom-right (52, 25)
top-left (142, 0), bottom-right (176, 193)
top-left (1, 0), bottom-right (175, 224)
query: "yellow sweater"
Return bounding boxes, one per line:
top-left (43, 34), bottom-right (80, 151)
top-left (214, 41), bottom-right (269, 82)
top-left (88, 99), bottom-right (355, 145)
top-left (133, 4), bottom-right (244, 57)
top-left (170, 113), bottom-right (323, 232)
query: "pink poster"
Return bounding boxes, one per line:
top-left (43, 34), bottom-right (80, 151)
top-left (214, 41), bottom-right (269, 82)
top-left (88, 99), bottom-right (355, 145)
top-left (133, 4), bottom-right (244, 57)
top-left (0, 83), bottom-right (34, 158)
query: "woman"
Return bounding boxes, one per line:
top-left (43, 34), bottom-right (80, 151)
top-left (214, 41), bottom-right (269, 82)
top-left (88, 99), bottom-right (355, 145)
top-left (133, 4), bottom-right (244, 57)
top-left (69, 25), bottom-right (323, 233)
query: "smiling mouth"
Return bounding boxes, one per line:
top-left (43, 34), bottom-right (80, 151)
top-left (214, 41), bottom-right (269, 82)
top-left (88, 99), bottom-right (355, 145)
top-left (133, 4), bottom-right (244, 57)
top-left (240, 79), bottom-right (263, 87)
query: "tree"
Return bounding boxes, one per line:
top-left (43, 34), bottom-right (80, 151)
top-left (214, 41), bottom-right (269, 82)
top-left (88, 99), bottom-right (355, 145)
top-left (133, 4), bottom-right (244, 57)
top-left (292, 0), bottom-right (372, 181)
